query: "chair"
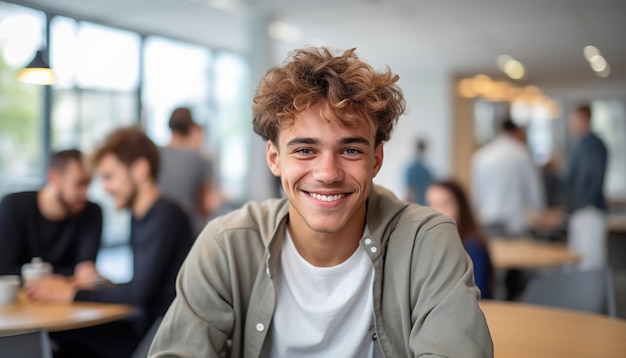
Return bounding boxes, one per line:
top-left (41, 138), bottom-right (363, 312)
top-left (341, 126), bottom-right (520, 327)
top-left (521, 268), bottom-right (617, 317)
top-left (0, 329), bottom-right (53, 358)
top-left (131, 316), bottom-right (163, 358)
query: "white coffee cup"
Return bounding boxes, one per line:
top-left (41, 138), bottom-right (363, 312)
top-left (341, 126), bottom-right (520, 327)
top-left (0, 275), bottom-right (20, 304)
top-left (21, 257), bottom-right (53, 287)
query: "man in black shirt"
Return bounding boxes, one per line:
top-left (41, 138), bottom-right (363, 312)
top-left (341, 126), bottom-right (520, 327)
top-left (0, 149), bottom-right (102, 283)
top-left (27, 128), bottom-right (194, 358)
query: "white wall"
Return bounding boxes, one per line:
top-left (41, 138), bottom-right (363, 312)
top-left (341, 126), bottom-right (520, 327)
top-left (374, 69), bottom-right (453, 199)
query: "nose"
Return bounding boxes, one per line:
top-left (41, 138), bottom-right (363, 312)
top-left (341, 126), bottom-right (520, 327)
top-left (312, 152), bottom-right (344, 184)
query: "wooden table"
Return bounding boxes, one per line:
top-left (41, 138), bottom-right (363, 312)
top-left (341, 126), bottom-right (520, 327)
top-left (0, 292), bottom-right (134, 334)
top-left (480, 300), bottom-right (626, 358)
top-left (488, 238), bottom-right (580, 269)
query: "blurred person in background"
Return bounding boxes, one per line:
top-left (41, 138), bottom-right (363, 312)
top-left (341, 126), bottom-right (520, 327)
top-left (0, 149), bottom-right (102, 287)
top-left (159, 107), bottom-right (221, 235)
top-left (564, 105), bottom-right (608, 270)
top-left (426, 179), bottom-right (494, 299)
top-left (471, 118), bottom-right (545, 300)
top-left (27, 127), bottom-right (194, 358)
top-left (471, 118), bottom-right (545, 238)
top-left (404, 137), bottom-right (434, 205)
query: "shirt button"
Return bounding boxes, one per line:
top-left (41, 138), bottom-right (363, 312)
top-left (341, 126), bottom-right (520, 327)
top-left (364, 238), bottom-right (373, 245)
top-left (256, 323), bottom-right (265, 332)
top-left (370, 247), bottom-right (378, 253)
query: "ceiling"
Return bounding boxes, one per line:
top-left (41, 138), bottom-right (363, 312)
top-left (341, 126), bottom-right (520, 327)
top-left (14, 0), bottom-right (626, 100)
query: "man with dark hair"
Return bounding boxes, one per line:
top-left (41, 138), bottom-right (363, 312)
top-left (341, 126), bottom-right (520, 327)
top-left (27, 127), bottom-right (194, 358)
top-left (159, 107), bottom-right (218, 235)
top-left (0, 149), bottom-right (102, 283)
top-left (150, 47), bottom-right (492, 357)
top-left (565, 104), bottom-right (608, 269)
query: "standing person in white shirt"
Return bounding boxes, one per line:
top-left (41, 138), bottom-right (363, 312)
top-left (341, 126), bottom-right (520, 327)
top-left (471, 119), bottom-right (545, 238)
top-left (471, 118), bottom-right (545, 300)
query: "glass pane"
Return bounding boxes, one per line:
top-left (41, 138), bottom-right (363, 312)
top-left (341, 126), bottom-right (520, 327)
top-left (75, 22), bottom-right (140, 91)
top-left (0, 3), bottom-right (45, 194)
top-left (142, 36), bottom-right (212, 145)
top-left (50, 16), bottom-right (78, 89)
top-left (592, 101), bottom-right (626, 199)
top-left (213, 52), bottom-right (251, 203)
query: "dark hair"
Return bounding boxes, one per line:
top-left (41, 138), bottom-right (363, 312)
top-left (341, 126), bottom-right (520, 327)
top-left (429, 179), bottom-right (495, 295)
top-left (574, 105), bottom-right (592, 121)
top-left (50, 149), bottom-right (82, 173)
top-left (430, 179), bottom-right (486, 246)
top-left (93, 127), bottom-right (160, 180)
top-left (252, 47), bottom-right (406, 146)
top-left (501, 118), bottom-right (519, 133)
top-left (168, 107), bottom-right (196, 136)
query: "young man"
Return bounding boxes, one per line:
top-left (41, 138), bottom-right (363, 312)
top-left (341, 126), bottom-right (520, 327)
top-left (0, 149), bottom-right (102, 283)
top-left (149, 47), bottom-right (493, 357)
top-left (27, 128), bottom-right (194, 358)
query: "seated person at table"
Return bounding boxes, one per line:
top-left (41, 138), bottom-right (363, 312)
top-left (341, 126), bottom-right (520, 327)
top-left (426, 179), bottom-right (494, 299)
top-left (149, 46), bottom-right (492, 357)
top-left (0, 149), bottom-right (102, 285)
top-left (27, 127), bottom-right (194, 358)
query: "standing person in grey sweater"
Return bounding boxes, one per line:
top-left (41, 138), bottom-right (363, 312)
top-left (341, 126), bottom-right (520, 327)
top-left (149, 46), bottom-right (492, 357)
top-left (159, 107), bottom-right (220, 235)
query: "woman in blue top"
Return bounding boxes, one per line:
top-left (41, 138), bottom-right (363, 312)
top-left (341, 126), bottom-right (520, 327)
top-left (426, 179), bottom-right (494, 299)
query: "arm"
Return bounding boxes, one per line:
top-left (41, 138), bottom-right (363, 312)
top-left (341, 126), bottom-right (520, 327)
top-left (149, 225), bottom-right (235, 357)
top-left (74, 203), bottom-right (103, 266)
top-left (409, 222), bottom-right (493, 357)
top-left (75, 206), bottom-right (189, 306)
top-left (0, 195), bottom-right (25, 275)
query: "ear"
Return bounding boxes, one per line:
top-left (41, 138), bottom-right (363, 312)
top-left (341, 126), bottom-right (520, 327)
top-left (266, 141), bottom-right (281, 177)
top-left (47, 168), bottom-right (60, 185)
top-left (372, 143), bottom-right (384, 177)
top-left (131, 157), bottom-right (151, 182)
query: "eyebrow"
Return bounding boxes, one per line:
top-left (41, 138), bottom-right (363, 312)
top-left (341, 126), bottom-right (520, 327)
top-left (285, 136), bottom-right (371, 148)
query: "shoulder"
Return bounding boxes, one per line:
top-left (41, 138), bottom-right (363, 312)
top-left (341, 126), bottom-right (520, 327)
top-left (153, 197), bottom-right (188, 219)
top-left (0, 191), bottom-right (36, 210)
top-left (83, 201), bottom-right (102, 217)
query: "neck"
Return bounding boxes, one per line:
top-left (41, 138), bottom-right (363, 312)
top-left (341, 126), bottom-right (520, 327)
top-left (287, 218), bottom-right (365, 268)
top-left (168, 134), bottom-right (189, 148)
top-left (131, 181), bottom-right (160, 218)
top-left (38, 187), bottom-right (68, 221)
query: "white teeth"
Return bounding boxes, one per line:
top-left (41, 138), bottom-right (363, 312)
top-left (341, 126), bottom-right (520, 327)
top-left (310, 192), bottom-right (345, 202)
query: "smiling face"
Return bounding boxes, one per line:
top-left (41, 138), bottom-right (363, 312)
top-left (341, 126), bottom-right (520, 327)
top-left (96, 153), bottom-right (138, 210)
top-left (266, 106), bottom-right (383, 241)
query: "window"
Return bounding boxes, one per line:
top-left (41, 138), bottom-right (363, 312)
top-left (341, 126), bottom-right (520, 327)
top-left (142, 36), bottom-right (212, 146)
top-left (0, 3), bottom-right (46, 194)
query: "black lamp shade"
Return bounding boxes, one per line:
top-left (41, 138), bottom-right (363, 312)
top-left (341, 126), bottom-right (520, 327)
top-left (17, 50), bottom-right (56, 85)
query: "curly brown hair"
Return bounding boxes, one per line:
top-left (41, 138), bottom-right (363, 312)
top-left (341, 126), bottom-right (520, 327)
top-left (92, 126), bottom-right (160, 180)
top-left (252, 47), bottom-right (406, 146)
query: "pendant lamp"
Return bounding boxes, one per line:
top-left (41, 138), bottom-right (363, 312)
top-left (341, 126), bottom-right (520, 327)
top-left (17, 49), bottom-right (56, 85)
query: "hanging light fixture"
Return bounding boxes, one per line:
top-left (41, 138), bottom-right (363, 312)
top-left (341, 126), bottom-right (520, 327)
top-left (17, 49), bottom-right (56, 85)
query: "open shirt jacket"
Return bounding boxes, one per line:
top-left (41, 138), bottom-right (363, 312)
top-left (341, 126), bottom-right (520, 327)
top-left (149, 185), bottom-right (493, 357)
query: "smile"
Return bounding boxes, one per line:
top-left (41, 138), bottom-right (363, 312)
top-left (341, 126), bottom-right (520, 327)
top-left (308, 192), bottom-right (346, 202)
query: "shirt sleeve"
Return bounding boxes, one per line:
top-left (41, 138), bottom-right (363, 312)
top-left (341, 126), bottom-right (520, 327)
top-left (408, 222), bottom-right (494, 357)
top-left (74, 205), bottom-right (188, 306)
top-left (0, 195), bottom-right (23, 275)
top-left (75, 203), bottom-right (103, 264)
top-left (148, 224), bottom-right (236, 357)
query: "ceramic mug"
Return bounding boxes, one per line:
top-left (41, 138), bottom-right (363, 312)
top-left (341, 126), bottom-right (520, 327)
top-left (0, 275), bottom-right (20, 303)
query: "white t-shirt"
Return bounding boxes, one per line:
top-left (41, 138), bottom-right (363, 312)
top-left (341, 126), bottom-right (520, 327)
top-left (261, 229), bottom-right (375, 357)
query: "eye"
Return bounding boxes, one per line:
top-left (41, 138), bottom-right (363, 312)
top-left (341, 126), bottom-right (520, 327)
top-left (343, 148), bottom-right (362, 155)
top-left (295, 148), bottom-right (313, 155)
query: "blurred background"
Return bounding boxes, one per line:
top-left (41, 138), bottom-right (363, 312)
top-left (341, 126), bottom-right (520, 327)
top-left (1, 0), bottom-right (625, 297)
